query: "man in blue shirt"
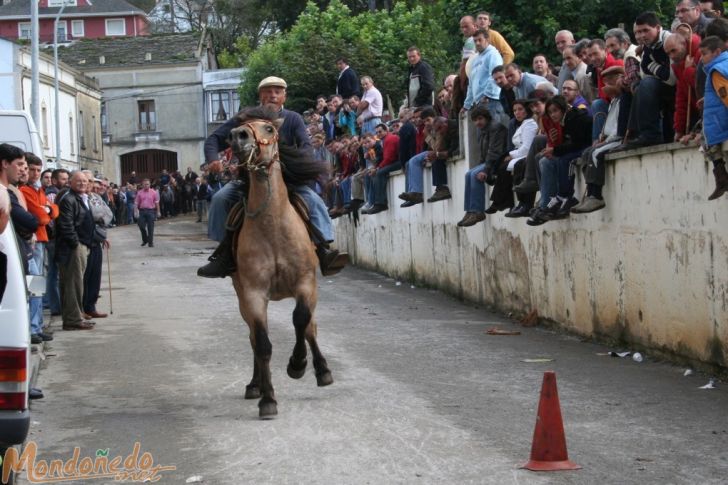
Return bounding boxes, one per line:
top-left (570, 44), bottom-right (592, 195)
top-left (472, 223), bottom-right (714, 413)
top-left (198, 76), bottom-right (347, 278)
top-left (463, 29), bottom-right (504, 122)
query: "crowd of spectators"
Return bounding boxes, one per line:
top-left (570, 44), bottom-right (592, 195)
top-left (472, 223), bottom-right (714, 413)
top-left (304, 2), bottom-right (728, 228)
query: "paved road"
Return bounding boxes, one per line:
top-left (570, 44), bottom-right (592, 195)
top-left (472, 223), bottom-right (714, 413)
top-left (20, 215), bottom-right (728, 484)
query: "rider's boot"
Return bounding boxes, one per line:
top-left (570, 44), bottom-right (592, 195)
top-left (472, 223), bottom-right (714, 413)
top-left (197, 231), bottom-right (236, 278)
top-left (315, 243), bottom-right (349, 276)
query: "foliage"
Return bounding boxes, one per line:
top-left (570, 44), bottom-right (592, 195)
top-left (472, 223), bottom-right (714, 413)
top-left (239, 0), bottom-right (451, 113)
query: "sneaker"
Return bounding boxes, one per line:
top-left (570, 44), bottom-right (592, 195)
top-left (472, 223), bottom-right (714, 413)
top-left (505, 204), bottom-right (530, 218)
top-left (365, 204), bottom-right (388, 215)
top-left (526, 208), bottom-right (549, 226)
top-left (572, 196), bottom-right (606, 213)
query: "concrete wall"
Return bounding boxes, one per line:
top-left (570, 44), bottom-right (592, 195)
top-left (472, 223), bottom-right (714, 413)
top-left (334, 137), bottom-right (728, 369)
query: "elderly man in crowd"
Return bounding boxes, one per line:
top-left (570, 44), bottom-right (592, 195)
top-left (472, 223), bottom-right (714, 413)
top-left (82, 174), bottom-right (113, 320)
top-left (357, 76), bottom-right (384, 136)
top-left (135, 179), bottom-right (160, 248)
top-left (663, 32), bottom-right (702, 143)
top-left (55, 171), bottom-right (95, 330)
top-left (562, 46), bottom-right (595, 103)
top-left (555, 30), bottom-right (576, 89)
top-left (587, 38), bottom-right (625, 140)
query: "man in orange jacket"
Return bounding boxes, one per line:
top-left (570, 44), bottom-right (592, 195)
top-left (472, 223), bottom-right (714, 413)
top-left (19, 152), bottom-right (58, 343)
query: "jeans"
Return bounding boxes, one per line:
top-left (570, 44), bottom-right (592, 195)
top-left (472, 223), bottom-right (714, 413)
top-left (591, 99), bottom-right (609, 141)
top-left (196, 199), bottom-right (207, 221)
top-left (538, 151), bottom-right (582, 208)
top-left (293, 185), bottom-right (334, 242)
top-left (361, 117), bottom-right (381, 136)
top-left (405, 152), bottom-right (430, 193)
top-left (340, 178), bottom-right (352, 206)
top-left (138, 209), bottom-right (157, 245)
top-left (464, 163), bottom-right (487, 212)
top-left (126, 203), bottom-right (135, 223)
top-left (208, 181), bottom-right (242, 242)
top-left (364, 174), bottom-right (375, 204)
top-left (486, 99), bottom-right (508, 126)
top-left (28, 242), bottom-right (44, 335)
top-left (633, 76), bottom-right (674, 142)
top-left (373, 163), bottom-right (402, 205)
top-left (44, 240), bottom-right (60, 314)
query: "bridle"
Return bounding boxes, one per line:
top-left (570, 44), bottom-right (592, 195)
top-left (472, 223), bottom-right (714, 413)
top-left (236, 120), bottom-right (280, 178)
top-left (234, 119), bottom-right (280, 218)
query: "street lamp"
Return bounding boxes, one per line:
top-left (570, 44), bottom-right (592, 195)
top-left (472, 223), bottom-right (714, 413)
top-left (53, 1), bottom-right (70, 167)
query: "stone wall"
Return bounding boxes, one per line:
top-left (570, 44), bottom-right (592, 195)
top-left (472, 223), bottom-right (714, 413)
top-left (334, 137), bottom-right (728, 369)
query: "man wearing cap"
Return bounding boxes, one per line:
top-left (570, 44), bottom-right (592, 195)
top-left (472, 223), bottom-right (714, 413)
top-left (198, 76), bottom-right (347, 278)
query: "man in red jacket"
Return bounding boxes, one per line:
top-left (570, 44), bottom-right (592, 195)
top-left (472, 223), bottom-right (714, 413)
top-left (362, 124), bottom-right (401, 214)
top-left (664, 32), bottom-right (702, 143)
top-left (19, 152), bottom-right (58, 343)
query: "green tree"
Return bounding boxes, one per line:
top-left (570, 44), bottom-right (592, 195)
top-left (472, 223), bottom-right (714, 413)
top-left (240, 0), bottom-right (451, 112)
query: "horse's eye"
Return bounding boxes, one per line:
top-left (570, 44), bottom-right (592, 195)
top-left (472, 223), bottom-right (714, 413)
top-left (266, 126), bottom-right (273, 133)
top-left (239, 131), bottom-right (248, 138)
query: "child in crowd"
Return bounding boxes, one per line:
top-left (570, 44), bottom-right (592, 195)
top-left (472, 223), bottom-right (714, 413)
top-left (700, 36), bottom-right (728, 200)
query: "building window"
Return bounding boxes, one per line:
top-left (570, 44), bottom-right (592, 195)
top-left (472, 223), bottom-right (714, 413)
top-left (56, 21), bottom-right (67, 42)
top-left (208, 90), bottom-right (240, 122)
top-left (137, 100), bottom-right (156, 131)
top-left (92, 115), bottom-right (98, 152)
top-left (41, 103), bottom-right (49, 149)
top-left (49, 0), bottom-right (78, 6)
top-left (71, 20), bottom-right (84, 38)
top-left (105, 18), bottom-right (126, 36)
top-left (68, 114), bottom-right (75, 155)
top-left (18, 22), bottom-right (31, 40)
top-left (78, 110), bottom-right (85, 149)
top-left (100, 102), bottom-right (108, 133)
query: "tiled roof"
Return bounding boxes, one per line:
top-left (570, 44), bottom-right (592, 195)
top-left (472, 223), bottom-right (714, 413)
top-left (0, 0), bottom-right (146, 18)
top-left (54, 32), bottom-right (200, 68)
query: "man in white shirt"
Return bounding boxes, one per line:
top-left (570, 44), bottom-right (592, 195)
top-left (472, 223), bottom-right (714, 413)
top-left (357, 76), bottom-right (383, 136)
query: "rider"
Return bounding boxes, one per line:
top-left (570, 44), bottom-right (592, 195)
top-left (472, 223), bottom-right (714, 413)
top-left (197, 76), bottom-right (348, 278)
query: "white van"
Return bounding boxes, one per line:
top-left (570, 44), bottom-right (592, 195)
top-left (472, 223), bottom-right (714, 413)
top-left (0, 110), bottom-right (44, 165)
top-left (0, 219), bottom-right (31, 482)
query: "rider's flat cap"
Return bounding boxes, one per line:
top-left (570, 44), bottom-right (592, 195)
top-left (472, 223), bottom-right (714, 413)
top-left (258, 76), bottom-right (288, 89)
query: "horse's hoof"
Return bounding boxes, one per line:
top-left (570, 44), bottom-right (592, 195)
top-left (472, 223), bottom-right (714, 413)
top-left (244, 385), bottom-right (261, 400)
top-left (258, 399), bottom-right (278, 419)
top-left (287, 358), bottom-right (307, 379)
top-left (316, 371), bottom-right (334, 387)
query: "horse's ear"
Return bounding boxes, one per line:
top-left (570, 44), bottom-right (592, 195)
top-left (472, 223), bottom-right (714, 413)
top-left (273, 117), bottom-right (284, 131)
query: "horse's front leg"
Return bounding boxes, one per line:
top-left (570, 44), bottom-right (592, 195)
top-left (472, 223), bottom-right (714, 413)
top-left (241, 293), bottom-right (276, 419)
top-left (295, 284), bottom-right (333, 387)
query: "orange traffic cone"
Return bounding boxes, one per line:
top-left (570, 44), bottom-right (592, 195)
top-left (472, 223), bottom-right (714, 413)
top-left (521, 371), bottom-right (581, 471)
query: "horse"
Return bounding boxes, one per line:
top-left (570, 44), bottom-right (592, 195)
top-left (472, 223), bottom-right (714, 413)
top-left (228, 107), bottom-right (334, 419)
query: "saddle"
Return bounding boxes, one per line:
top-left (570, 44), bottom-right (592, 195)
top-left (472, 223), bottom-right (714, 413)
top-left (226, 186), bottom-right (324, 245)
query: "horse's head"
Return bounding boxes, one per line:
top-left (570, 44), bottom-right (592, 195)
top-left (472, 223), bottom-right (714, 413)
top-left (229, 118), bottom-right (283, 175)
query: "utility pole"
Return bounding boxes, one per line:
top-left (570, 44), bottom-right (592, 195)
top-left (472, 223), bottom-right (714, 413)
top-left (30, 0), bottom-right (39, 127)
top-left (53, 2), bottom-right (68, 166)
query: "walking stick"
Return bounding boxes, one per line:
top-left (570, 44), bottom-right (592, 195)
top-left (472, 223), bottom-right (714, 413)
top-left (106, 245), bottom-right (113, 314)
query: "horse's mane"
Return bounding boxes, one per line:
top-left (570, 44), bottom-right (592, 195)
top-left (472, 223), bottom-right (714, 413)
top-left (234, 107), bottom-right (330, 186)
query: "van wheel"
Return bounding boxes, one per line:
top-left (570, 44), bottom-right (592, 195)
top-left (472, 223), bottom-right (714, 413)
top-left (0, 447), bottom-right (15, 485)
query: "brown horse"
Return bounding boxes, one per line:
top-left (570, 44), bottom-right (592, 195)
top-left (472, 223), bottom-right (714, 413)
top-left (228, 108), bottom-right (333, 419)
